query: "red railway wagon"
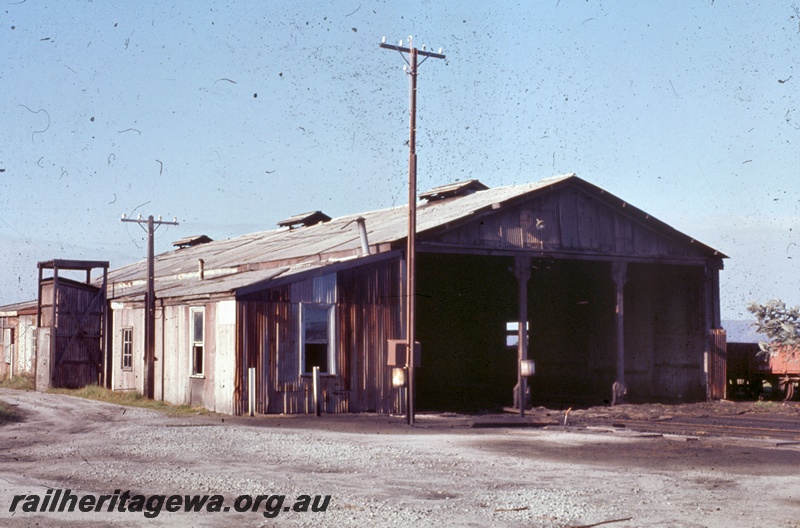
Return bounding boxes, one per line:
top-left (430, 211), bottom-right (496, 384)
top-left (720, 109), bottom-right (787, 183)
top-left (727, 343), bottom-right (800, 400)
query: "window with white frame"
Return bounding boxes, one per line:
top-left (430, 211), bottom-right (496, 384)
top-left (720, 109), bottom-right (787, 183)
top-left (505, 321), bottom-right (529, 348)
top-left (190, 308), bottom-right (204, 376)
top-left (122, 327), bottom-right (133, 370)
top-left (300, 304), bottom-right (335, 375)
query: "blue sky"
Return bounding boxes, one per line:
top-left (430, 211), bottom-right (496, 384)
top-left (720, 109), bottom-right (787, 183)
top-left (1, 1), bottom-right (798, 319)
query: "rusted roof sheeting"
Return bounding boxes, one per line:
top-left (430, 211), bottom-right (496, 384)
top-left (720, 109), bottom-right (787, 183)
top-left (107, 175), bottom-right (575, 289)
top-left (106, 174), bottom-right (726, 300)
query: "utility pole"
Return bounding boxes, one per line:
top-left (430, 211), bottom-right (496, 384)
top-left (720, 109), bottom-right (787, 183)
top-left (379, 36), bottom-right (445, 426)
top-left (121, 214), bottom-right (179, 399)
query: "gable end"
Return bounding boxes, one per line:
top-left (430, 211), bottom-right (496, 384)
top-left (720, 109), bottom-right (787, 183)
top-left (423, 184), bottom-right (713, 260)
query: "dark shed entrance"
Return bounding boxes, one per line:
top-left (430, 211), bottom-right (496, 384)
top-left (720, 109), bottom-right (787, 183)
top-left (416, 253), bottom-right (712, 411)
top-left (416, 253), bottom-right (517, 411)
top-left (417, 253), bottom-right (618, 411)
top-left (524, 259), bottom-right (616, 406)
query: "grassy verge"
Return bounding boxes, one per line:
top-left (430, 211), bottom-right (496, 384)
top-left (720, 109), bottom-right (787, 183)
top-left (0, 372), bottom-right (35, 391)
top-left (47, 385), bottom-right (211, 416)
top-left (751, 400), bottom-right (781, 411)
top-left (0, 372), bottom-right (208, 416)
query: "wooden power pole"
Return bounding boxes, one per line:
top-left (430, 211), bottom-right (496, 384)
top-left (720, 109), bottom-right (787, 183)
top-left (121, 214), bottom-right (179, 399)
top-left (379, 36), bottom-right (445, 425)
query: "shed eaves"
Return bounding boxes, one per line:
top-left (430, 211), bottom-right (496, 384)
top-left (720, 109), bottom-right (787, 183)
top-left (0, 299), bottom-right (39, 317)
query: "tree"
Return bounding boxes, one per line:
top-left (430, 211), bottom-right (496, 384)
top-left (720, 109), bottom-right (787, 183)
top-left (747, 299), bottom-right (800, 358)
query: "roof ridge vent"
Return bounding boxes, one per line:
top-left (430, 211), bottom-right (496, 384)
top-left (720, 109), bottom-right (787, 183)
top-left (420, 179), bottom-right (489, 202)
top-left (172, 235), bottom-right (213, 249)
top-left (277, 210), bottom-right (332, 229)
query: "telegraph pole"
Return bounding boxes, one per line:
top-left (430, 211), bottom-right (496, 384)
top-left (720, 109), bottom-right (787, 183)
top-left (379, 36), bottom-right (445, 425)
top-left (120, 214), bottom-right (179, 399)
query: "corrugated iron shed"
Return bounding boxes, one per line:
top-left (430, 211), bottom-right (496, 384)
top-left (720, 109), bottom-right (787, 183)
top-left (93, 173), bottom-right (733, 414)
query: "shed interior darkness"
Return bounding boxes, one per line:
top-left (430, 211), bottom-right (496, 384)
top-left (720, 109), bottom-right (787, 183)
top-left (416, 253), bottom-right (517, 412)
top-left (416, 253), bottom-right (708, 412)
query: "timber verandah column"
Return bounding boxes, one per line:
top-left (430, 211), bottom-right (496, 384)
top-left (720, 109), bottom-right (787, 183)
top-left (611, 261), bottom-right (628, 405)
top-left (514, 254), bottom-right (531, 417)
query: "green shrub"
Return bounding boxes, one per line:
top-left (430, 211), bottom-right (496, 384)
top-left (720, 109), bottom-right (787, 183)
top-left (747, 300), bottom-right (800, 357)
top-left (0, 400), bottom-right (23, 424)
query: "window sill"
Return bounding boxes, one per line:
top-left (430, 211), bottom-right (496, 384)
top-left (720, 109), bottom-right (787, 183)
top-left (190, 374), bottom-right (205, 379)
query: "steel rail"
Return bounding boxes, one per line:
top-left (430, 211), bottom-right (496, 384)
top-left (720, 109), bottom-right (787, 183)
top-left (611, 420), bottom-right (800, 441)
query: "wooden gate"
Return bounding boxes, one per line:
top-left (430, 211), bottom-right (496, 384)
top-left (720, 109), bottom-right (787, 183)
top-left (37, 260), bottom-right (109, 390)
top-left (707, 328), bottom-right (727, 400)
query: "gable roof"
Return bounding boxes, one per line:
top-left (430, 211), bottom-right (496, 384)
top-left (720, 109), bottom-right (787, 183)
top-left (105, 174), bottom-right (726, 301)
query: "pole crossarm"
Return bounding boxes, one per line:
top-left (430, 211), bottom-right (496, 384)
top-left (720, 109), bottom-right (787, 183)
top-left (379, 42), bottom-right (446, 60)
top-left (121, 216), bottom-right (180, 228)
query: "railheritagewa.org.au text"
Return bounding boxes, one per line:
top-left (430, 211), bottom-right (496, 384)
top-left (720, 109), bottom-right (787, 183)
top-left (9, 489), bottom-right (331, 519)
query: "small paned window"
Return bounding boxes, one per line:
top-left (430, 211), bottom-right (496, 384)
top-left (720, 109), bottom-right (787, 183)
top-left (122, 328), bottom-right (133, 370)
top-left (191, 308), bottom-right (204, 376)
top-left (505, 321), bottom-right (529, 348)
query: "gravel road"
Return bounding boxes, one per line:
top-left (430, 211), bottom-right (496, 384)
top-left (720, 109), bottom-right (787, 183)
top-left (1, 389), bottom-right (799, 527)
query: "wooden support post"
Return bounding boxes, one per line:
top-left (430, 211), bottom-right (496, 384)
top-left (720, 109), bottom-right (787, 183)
top-left (102, 266), bottom-right (111, 389)
top-left (248, 367), bottom-right (256, 416)
top-left (50, 262), bottom-right (58, 388)
top-left (704, 259), bottom-right (724, 400)
top-left (611, 261), bottom-right (627, 405)
top-left (515, 254), bottom-right (531, 416)
top-left (312, 366), bottom-right (321, 417)
top-left (709, 261), bottom-right (721, 329)
top-left (35, 263), bottom-right (43, 390)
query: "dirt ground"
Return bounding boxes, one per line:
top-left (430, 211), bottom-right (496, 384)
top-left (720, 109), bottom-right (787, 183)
top-left (1, 389), bottom-right (800, 528)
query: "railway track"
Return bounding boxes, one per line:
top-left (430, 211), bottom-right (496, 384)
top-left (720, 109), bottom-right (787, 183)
top-left (605, 419), bottom-right (800, 443)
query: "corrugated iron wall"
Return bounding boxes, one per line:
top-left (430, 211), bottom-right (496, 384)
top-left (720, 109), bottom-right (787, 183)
top-left (707, 328), bottom-right (727, 400)
top-left (338, 259), bottom-right (403, 414)
top-left (235, 258), bottom-right (403, 415)
top-left (235, 284), bottom-right (290, 415)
